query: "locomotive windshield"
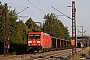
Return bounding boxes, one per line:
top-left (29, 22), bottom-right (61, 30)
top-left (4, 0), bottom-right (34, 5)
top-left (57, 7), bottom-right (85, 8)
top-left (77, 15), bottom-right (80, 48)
top-left (29, 34), bottom-right (40, 38)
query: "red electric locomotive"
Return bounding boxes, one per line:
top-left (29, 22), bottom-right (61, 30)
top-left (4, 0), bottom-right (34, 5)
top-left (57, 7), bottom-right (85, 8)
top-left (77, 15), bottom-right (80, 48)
top-left (27, 32), bottom-right (51, 52)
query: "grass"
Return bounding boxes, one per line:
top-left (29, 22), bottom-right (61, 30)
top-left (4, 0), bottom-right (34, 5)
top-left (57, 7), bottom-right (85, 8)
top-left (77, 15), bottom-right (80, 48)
top-left (69, 47), bottom-right (90, 60)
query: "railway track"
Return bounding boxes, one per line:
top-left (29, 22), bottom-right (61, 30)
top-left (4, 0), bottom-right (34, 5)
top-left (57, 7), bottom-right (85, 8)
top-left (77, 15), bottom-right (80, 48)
top-left (31, 50), bottom-right (71, 60)
top-left (0, 48), bottom-right (81, 60)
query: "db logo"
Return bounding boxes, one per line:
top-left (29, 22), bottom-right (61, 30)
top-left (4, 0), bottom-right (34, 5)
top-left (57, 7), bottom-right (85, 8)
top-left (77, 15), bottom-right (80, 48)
top-left (33, 40), bottom-right (36, 43)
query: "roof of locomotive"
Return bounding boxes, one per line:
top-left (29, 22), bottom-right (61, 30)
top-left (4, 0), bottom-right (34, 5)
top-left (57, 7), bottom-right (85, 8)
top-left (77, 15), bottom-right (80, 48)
top-left (44, 33), bottom-right (50, 36)
top-left (28, 31), bottom-right (50, 36)
top-left (28, 31), bottom-right (42, 34)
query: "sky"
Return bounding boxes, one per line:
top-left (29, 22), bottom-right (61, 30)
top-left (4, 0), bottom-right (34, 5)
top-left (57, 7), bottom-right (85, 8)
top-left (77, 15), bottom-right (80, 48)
top-left (0, 0), bottom-right (90, 36)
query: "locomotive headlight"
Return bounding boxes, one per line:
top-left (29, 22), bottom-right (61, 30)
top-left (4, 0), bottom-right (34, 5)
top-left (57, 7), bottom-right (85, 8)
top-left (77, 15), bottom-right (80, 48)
top-left (29, 44), bottom-right (30, 46)
top-left (38, 44), bottom-right (40, 45)
top-left (28, 41), bottom-right (32, 43)
top-left (37, 41), bottom-right (40, 43)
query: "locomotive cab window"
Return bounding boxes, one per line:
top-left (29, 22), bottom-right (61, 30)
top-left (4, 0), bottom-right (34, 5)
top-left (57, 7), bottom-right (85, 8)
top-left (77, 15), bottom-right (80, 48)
top-left (29, 34), bottom-right (40, 38)
top-left (35, 34), bottom-right (40, 38)
top-left (29, 34), bottom-right (34, 38)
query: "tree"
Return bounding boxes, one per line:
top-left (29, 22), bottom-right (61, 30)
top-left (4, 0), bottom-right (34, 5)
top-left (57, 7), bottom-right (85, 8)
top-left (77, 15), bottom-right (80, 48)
top-left (64, 27), bottom-right (70, 39)
top-left (0, 2), bottom-right (29, 54)
top-left (43, 13), bottom-right (70, 39)
top-left (43, 13), bottom-right (60, 37)
top-left (58, 20), bottom-right (70, 39)
top-left (15, 21), bottom-right (28, 44)
top-left (25, 17), bottom-right (41, 32)
top-left (8, 10), bottom-right (18, 43)
top-left (0, 2), bottom-right (4, 42)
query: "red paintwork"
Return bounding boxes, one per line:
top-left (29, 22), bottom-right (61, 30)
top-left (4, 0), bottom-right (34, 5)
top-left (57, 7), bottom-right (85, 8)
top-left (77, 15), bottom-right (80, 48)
top-left (43, 33), bottom-right (51, 47)
top-left (28, 32), bottom-right (51, 48)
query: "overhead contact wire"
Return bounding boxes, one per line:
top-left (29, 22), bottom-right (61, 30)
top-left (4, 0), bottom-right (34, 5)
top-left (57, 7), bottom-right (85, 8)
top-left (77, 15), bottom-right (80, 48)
top-left (27, 0), bottom-right (45, 14)
top-left (27, 10), bottom-right (41, 20)
top-left (36, 0), bottom-right (51, 12)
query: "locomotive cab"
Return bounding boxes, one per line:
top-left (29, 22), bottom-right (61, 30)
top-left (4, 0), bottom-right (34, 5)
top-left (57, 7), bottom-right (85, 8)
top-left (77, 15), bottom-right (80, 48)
top-left (27, 32), bottom-right (42, 51)
top-left (27, 32), bottom-right (51, 52)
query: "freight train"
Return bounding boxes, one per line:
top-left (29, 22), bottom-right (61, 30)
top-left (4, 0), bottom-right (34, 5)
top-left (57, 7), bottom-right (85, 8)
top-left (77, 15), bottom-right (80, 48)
top-left (27, 32), bottom-right (71, 52)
